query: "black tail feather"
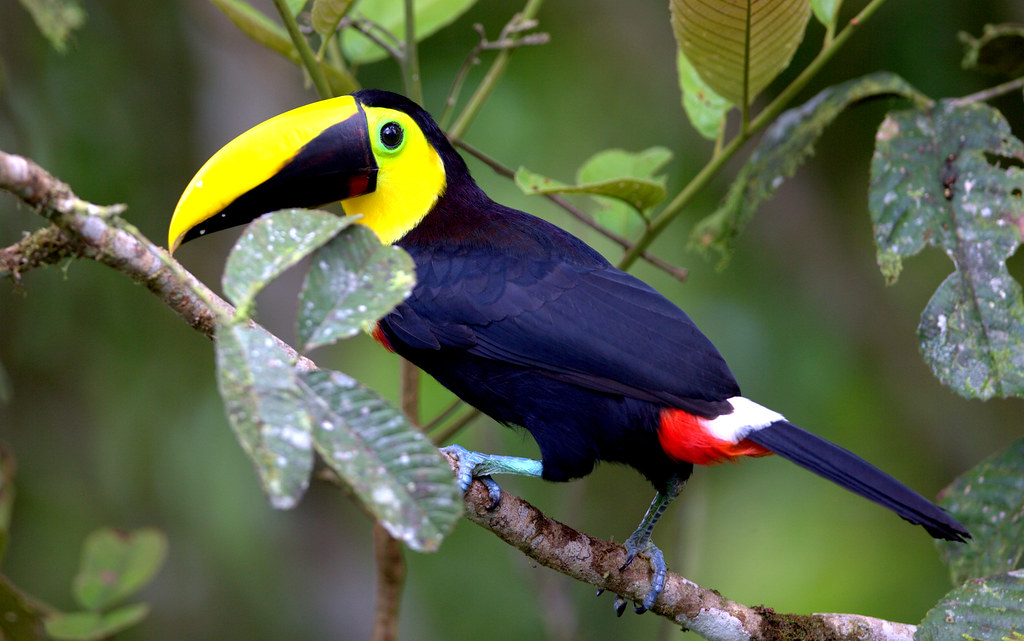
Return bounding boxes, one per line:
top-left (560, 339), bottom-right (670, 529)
top-left (746, 421), bottom-right (970, 542)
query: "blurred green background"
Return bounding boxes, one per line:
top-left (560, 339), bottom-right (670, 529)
top-left (1, 1), bottom-right (1023, 639)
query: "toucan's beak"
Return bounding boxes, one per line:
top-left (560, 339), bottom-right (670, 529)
top-left (168, 95), bottom-right (377, 252)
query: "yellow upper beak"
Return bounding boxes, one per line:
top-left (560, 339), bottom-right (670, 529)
top-left (168, 95), bottom-right (378, 252)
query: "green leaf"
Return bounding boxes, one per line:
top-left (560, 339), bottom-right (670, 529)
top-left (677, 50), bottom-right (732, 140)
top-left (284, 0), bottom-right (306, 16)
top-left (937, 438), bottom-right (1024, 585)
top-left (72, 528), bottom-right (167, 611)
top-left (810, 0), bottom-right (840, 26)
top-left (299, 370), bottom-right (461, 552)
top-left (297, 225), bottom-right (416, 353)
top-left (869, 101), bottom-right (1024, 399)
top-left (45, 604), bottom-right (149, 641)
top-left (916, 571), bottom-right (1024, 641)
top-left (670, 0), bottom-right (811, 105)
top-left (343, 0), bottom-right (478, 64)
top-left (0, 574), bottom-right (48, 641)
top-left (312, 0), bottom-right (355, 35)
top-left (215, 323), bottom-right (314, 509)
top-left (222, 209), bottom-right (354, 317)
top-left (959, 24), bottom-right (1024, 77)
top-left (692, 72), bottom-right (924, 264)
top-left (16, 0), bottom-right (85, 52)
top-left (516, 147), bottom-right (671, 217)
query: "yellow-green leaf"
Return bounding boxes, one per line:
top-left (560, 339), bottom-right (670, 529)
top-left (677, 50), bottom-right (732, 140)
top-left (311, 0), bottom-right (355, 35)
top-left (670, 0), bottom-right (812, 105)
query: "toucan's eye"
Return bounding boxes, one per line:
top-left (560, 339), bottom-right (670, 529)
top-left (379, 121), bottom-right (404, 150)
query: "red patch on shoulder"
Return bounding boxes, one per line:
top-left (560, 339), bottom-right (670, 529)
top-left (657, 408), bottom-right (771, 466)
top-left (371, 323), bottom-right (394, 352)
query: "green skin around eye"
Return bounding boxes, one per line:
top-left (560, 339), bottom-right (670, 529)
top-left (378, 122), bottom-right (404, 152)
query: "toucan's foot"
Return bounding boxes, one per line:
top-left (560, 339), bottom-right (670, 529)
top-left (440, 444), bottom-right (503, 509)
top-left (619, 531), bottom-right (667, 612)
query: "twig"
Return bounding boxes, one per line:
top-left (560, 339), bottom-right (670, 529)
top-left (949, 76), bottom-right (1024, 107)
top-left (440, 17), bottom-right (549, 128)
top-left (340, 17), bottom-right (404, 63)
top-left (448, 0), bottom-right (546, 139)
top-left (271, 0), bottom-right (333, 99)
top-left (453, 139), bottom-right (689, 283)
top-left (371, 524), bottom-right (405, 641)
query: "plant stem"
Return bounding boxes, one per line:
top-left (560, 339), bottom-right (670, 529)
top-left (950, 76), bottom-right (1024, 107)
top-left (402, 0), bottom-right (422, 104)
top-left (272, 0), bottom-right (333, 99)
top-left (448, 0), bottom-right (544, 139)
top-left (617, 0), bottom-right (891, 270)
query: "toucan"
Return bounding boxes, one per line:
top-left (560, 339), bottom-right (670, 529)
top-left (168, 89), bottom-right (970, 613)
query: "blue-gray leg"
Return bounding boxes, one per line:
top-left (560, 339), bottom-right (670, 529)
top-left (615, 475), bottom-right (687, 614)
top-left (441, 444), bottom-right (544, 509)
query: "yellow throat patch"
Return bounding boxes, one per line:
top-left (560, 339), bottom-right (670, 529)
top-left (343, 106), bottom-right (447, 245)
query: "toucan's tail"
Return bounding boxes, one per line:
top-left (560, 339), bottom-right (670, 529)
top-left (745, 420), bottom-right (970, 542)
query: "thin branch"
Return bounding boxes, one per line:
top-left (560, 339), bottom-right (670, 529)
top-left (2, 149), bottom-right (920, 641)
top-left (371, 524), bottom-right (405, 641)
top-left (340, 17), bottom-right (404, 64)
top-left (272, 0), bottom-right (333, 99)
top-left (448, 0), bottom-right (546, 140)
top-left (401, 0), bottom-right (422, 104)
top-left (453, 139), bottom-right (689, 283)
top-left (440, 17), bottom-right (549, 129)
top-left (949, 76), bottom-right (1024, 107)
top-left (1, 224), bottom-right (82, 279)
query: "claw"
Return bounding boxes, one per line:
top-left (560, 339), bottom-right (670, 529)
top-left (620, 534), bottom-right (667, 612)
top-left (479, 475), bottom-right (502, 510)
top-left (613, 595), bottom-right (627, 617)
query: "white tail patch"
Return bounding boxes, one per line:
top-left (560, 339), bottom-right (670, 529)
top-left (704, 396), bottom-right (785, 443)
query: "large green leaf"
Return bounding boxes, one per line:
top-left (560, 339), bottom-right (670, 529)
top-left (670, 0), bottom-right (811, 105)
top-left (869, 101), bottom-right (1024, 399)
top-left (343, 0), bottom-right (478, 64)
top-left (299, 370), bottom-right (461, 552)
top-left (72, 528), bottom-right (167, 611)
top-left (692, 72), bottom-right (924, 263)
top-left (297, 225), bottom-right (415, 353)
top-left (676, 49), bottom-right (732, 140)
top-left (222, 209), bottom-right (354, 317)
top-left (937, 438), bottom-right (1024, 585)
top-left (215, 323), bottom-right (314, 509)
top-left (916, 571), bottom-right (1024, 641)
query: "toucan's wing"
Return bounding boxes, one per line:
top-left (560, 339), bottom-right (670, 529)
top-left (385, 212), bottom-right (740, 413)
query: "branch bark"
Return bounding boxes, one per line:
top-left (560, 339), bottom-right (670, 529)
top-left (1, 148), bottom-right (918, 641)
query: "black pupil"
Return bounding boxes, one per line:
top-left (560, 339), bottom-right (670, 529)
top-left (380, 122), bottom-right (403, 149)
